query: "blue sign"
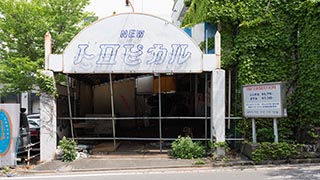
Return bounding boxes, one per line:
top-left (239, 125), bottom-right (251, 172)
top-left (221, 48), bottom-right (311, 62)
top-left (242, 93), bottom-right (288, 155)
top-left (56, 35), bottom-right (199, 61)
top-left (0, 110), bottom-right (12, 156)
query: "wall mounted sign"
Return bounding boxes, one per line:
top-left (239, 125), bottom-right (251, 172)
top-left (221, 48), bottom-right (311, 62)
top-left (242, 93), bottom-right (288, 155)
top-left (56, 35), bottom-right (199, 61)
top-left (0, 110), bottom-right (11, 156)
top-left (242, 82), bottom-right (287, 118)
top-left (0, 104), bottom-right (19, 167)
top-left (63, 13), bottom-right (203, 74)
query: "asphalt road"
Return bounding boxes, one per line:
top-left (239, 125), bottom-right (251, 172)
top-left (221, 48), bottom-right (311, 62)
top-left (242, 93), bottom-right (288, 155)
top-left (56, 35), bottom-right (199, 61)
top-left (4, 164), bottom-right (320, 180)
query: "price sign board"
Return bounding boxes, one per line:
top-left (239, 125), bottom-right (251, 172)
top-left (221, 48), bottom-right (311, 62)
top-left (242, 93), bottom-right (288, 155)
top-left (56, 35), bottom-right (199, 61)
top-left (242, 82), bottom-right (287, 118)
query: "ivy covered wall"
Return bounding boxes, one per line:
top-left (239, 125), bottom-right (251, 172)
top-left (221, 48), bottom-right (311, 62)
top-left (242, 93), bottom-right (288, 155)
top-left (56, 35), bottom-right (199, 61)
top-left (291, 1), bottom-right (320, 141)
top-left (182, 0), bottom-right (320, 143)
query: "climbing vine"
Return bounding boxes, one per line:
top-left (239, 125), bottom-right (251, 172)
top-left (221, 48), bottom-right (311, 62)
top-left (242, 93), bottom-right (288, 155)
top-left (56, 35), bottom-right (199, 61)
top-left (182, 0), bottom-right (320, 143)
top-left (36, 70), bottom-right (58, 97)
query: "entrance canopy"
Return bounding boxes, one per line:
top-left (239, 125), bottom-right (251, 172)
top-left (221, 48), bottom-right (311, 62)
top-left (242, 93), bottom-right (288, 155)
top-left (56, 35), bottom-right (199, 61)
top-left (61, 13), bottom-right (203, 74)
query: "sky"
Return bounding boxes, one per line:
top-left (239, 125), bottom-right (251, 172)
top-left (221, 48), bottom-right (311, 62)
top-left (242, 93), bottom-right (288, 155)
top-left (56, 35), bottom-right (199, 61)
top-left (85, 0), bottom-right (174, 21)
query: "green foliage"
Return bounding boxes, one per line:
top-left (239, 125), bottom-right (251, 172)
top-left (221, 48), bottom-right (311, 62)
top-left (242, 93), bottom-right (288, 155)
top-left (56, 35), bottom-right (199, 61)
top-left (252, 142), bottom-right (300, 162)
top-left (290, 1), bottom-right (320, 136)
top-left (183, 0), bottom-right (191, 7)
top-left (194, 159), bottom-right (206, 165)
top-left (0, 57), bottom-right (38, 95)
top-left (1, 166), bottom-right (16, 177)
top-left (58, 136), bottom-right (77, 162)
top-left (0, 0), bottom-right (95, 96)
top-left (171, 136), bottom-right (206, 159)
top-left (36, 71), bottom-right (58, 96)
top-left (182, 0), bottom-right (320, 143)
top-left (211, 141), bottom-right (230, 152)
top-left (181, 0), bottom-right (211, 27)
top-left (199, 37), bottom-right (214, 52)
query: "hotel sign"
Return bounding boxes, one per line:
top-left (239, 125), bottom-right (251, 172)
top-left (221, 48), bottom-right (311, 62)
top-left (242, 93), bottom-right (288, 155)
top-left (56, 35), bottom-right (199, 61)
top-left (63, 13), bottom-right (203, 74)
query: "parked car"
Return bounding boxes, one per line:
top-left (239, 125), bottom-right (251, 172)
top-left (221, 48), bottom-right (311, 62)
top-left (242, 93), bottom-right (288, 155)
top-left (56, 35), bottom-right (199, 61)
top-left (27, 114), bottom-right (40, 144)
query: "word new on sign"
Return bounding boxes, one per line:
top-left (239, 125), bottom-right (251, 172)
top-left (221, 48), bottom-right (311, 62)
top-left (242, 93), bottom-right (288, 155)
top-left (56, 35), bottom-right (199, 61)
top-left (73, 29), bottom-right (193, 67)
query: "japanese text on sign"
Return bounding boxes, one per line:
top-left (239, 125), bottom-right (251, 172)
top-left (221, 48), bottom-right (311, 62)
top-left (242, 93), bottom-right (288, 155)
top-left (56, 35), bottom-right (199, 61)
top-left (242, 83), bottom-right (287, 118)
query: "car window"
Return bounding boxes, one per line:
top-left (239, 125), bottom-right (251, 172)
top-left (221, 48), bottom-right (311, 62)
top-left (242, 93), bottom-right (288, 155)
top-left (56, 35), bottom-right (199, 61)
top-left (29, 120), bottom-right (40, 128)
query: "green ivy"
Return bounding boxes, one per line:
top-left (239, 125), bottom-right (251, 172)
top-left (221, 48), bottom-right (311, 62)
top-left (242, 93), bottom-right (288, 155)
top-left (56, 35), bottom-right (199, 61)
top-left (252, 142), bottom-right (300, 162)
top-left (36, 70), bottom-right (58, 97)
top-left (182, 0), bottom-right (320, 143)
top-left (181, 0), bottom-right (211, 28)
top-left (199, 37), bottom-right (214, 52)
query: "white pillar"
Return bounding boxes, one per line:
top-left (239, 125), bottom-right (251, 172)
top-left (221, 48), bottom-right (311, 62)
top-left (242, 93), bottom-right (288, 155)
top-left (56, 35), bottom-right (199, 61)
top-left (44, 32), bottom-right (52, 70)
top-left (40, 70), bottom-right (57, 161)
top-left (211, 69), bottom-right (225, 143)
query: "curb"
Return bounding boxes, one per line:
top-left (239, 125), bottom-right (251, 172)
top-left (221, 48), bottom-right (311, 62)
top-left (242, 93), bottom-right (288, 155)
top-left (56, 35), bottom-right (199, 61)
top-left (19, 164), bottom-right (207, 174)
top-left (17, 158), bottom-right (320, 175)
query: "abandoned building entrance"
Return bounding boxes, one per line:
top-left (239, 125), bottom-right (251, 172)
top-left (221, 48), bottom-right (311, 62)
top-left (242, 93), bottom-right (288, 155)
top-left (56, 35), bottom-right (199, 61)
top-left (43, 13), bottom-right (225, 159)
top-left (59, 73), bottom-right (212, 154)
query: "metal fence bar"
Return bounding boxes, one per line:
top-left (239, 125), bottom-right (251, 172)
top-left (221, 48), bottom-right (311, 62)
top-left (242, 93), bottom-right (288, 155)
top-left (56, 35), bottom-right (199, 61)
top-left (59, 117), bottom-right (208, 120)
top-left (25, 142), bottom-right (40, 167)
top-left (58, 116), bottom-right (244, 146)
top-left (73, 137), bottom-right (209, 141)
top-left (59, 116), bottom-right (243, 120)
top-left (67, 76), bottom-right (75, 139)
top-left (225, 138), bottom-right (245, 141)
top-left (109, 73), bottom-right (116, 151)
top-left (158, 74), bottom-right (162, 152)
top-left (205, 72), bottom-right (208, 144)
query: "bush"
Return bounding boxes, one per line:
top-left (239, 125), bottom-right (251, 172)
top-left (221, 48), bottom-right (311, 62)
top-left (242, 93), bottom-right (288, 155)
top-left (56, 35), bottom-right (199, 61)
top-left (252, 142), bottom-right (300, 162)
top-left (58, 136), bottom-right (77, 162)
top-left (171, 136), bottom-right (205, 159)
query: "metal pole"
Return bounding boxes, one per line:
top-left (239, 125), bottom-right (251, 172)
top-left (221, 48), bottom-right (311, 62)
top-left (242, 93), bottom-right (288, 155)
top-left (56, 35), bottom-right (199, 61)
top-left (252, 118), bottom-right (257, 143)
top-left (109, 74), bottom-right (116, 151)
top-left (27, 144), bottom-right (31, 167)
top-left (73, 91), bottom-right (77, 117)
top-left (195, 75), bottom-right (198, 115)
top-left (205, 30), bottom-right (208, 142)
top-left (273, 118), bottom-right (278, 143)
top-left (228, 70), bottom-right (231, 129)
top-left (67, 75), bottom-right (74, 139)
top-left (205, 73), bottom-right (208, 143)
top-left (158, 74), bottom-right (162, 152)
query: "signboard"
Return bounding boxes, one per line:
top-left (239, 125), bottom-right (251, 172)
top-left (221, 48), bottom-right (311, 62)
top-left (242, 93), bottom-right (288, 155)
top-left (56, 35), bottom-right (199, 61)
top-left (0, 104), bottom-right (20, 167)
top-left (242, 82), bottom-right (287, 118)
top-left (63, 13), bottom-right (203, 74)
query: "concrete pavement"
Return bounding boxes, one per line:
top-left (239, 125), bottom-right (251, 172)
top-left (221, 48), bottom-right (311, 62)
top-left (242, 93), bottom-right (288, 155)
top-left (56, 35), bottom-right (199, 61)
top-left (18, 151), bottom-right (254, 175)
